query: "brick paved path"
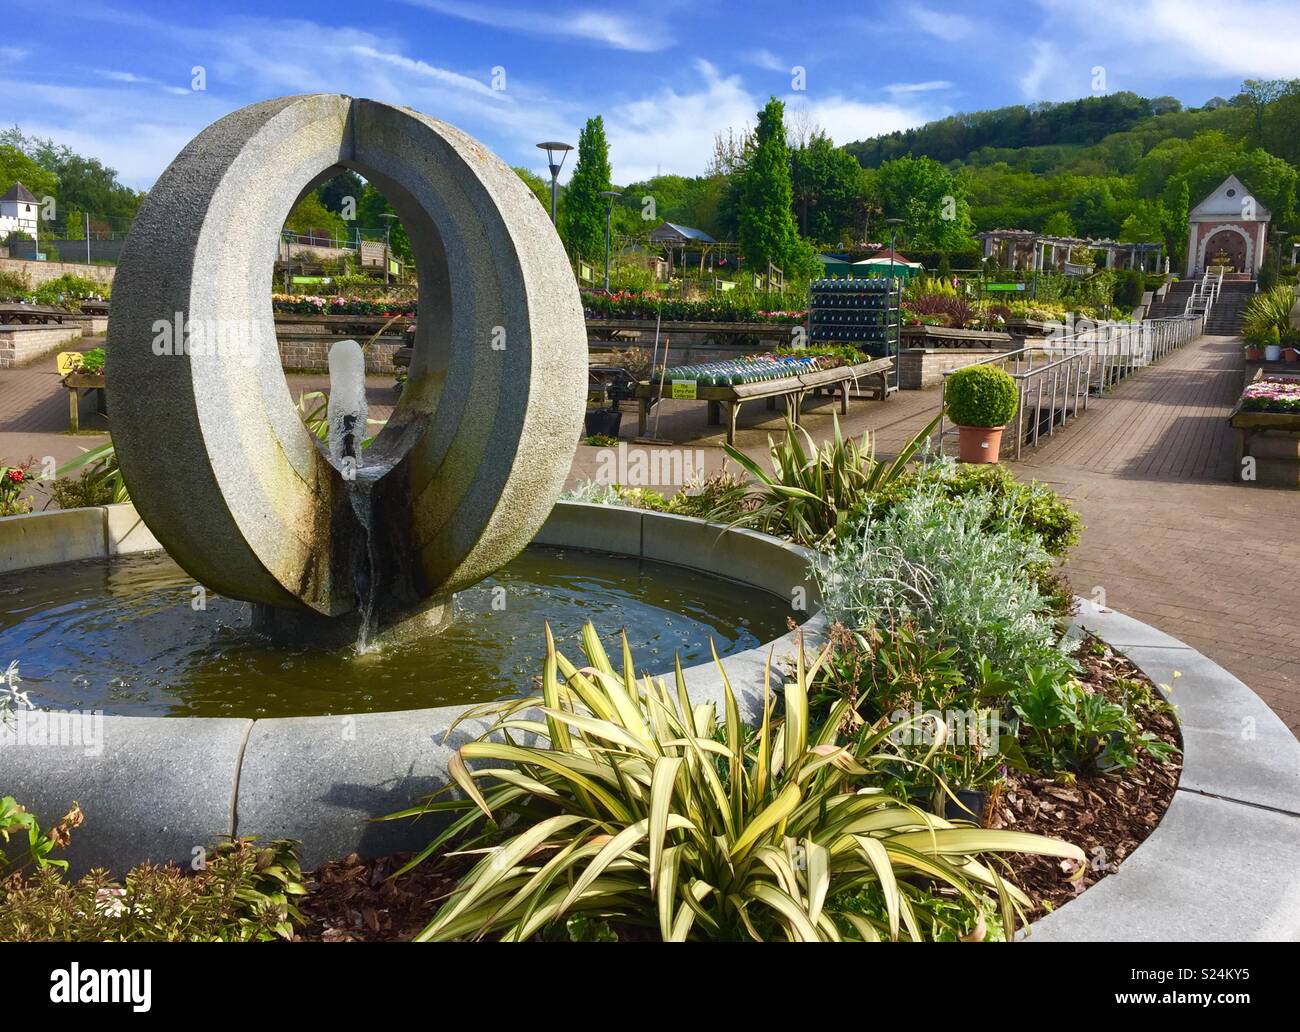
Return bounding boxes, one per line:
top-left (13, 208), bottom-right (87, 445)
top-left (1017, 335), bottom-right (1300, 734)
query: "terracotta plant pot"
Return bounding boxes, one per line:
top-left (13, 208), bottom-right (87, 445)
top-left (957, 424), bottom-right (1005, 463)
top-left (1245, 346), bottom-right (1263, 361)
top-left (1284, 348), bottom-right (1300, 363)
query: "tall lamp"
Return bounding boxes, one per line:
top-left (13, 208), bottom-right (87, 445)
top-left (600, 190), bottom-right (621, 292)
top-left (379, 212), bottom-right (398, 285)
top-left (536, 141), bottom-right (573, 225)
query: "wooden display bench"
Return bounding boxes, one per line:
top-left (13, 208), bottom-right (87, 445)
top-left (61, 370), bottom-right (106, 432)
top-left (1230, 370), bottom-right (1300, 483)
top-left (635, 357), bottom-right (892, 445)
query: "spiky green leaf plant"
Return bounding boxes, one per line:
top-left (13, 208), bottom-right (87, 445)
top-left (387, 625), bottom-right (1083, 941)
top-left (723, 412), bottom-right (941, 546)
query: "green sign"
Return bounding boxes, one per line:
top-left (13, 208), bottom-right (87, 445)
top-left (985, 282), bottom-right (1027, 292)
top-left (671, 379), bottom-right (698, 400)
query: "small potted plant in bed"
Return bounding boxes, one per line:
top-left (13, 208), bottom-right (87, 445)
top-left (945, 363), bottom-right (1020, 464)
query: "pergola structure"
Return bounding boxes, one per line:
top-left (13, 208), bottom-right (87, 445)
top-left (977, 229), bottom-right (1165, 275)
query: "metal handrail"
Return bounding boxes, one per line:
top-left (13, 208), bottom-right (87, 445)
top-left (938, 345), bottom-right (1090, 460)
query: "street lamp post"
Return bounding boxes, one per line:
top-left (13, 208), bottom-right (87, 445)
top-left (379, 212), bottom-right (398, 286)
top-left (600, 190), bottom-right (621, 292)
top-left (536, 141), bottom-right (574, 225)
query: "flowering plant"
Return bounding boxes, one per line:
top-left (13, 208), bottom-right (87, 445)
top-left (0, 458), bottom-right (35, 516)
top-left (272, 294), bottom-right (416, 317)
top-left (1240, 376), bottom-right (1300, 413)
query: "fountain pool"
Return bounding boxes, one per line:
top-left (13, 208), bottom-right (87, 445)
top-left (0, 545), bottom-right (790, 719)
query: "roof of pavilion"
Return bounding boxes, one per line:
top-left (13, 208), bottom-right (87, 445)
top-left (976, 229), bottom-right (1162, 250)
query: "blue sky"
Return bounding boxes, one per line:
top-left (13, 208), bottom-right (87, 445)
top-left (4, 0), bottom-right (1299, 191)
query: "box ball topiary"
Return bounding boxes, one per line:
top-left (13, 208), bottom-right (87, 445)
top-left (946, 364), bottom-right (1019, 428)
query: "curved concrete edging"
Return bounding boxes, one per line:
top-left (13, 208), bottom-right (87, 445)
top-left (1026, 599), bottom-right (1300, 942)
top-left (0, 501), bottom-right (822, 874)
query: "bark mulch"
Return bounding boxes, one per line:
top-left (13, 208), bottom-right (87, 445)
top-left (994, 636), bottom-right (1182, 918)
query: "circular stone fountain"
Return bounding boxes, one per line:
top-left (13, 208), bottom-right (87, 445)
top-left (0, 95), bottom-right (823, 874)
top-left (108, 93), bottom-right (588, 643)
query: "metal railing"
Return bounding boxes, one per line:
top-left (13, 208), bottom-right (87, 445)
top-left (938, 345), bottom-right (1090, 461)
top-left (1185, 267), bottom-right (1224, 320)
top-left (936, 313), bottom-right (1204, 459)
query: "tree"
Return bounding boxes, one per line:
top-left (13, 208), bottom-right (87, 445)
top-left (1042, 211), bottom-right (1075, 237)
top-left (284, 192), bottom-right (346, 242)
top-left (0, 144), bottom-right (57, 209)
top-left (560, 116), bottom-right (612, 263)
top-left (871, 155), bottom-right (974, 250)
top-left (734, 97), bottom-right (817, 278)
top-left (789, 132), bottom-right (871, 243)
top-left (315, 170), bottom-right (365, 215)
top-left (512, 167), bottom-right (551, 212)
top-left (356, 185), bottom-right (412, 262)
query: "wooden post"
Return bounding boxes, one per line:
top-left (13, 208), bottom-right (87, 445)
top-left (67, 386), bottom-right (80, 433)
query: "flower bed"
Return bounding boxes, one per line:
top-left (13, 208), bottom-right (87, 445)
top-left (271, 294), bottom-right (416, 317)
top-left (581, 289), bottom-right (805, 323)
top-left (1239, 374), bottom-right (1300, 413)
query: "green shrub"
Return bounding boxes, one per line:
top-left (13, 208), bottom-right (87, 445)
top-left (0, 270), bottom-right (31, 301)
top-left (78, 347), bottom-right (105, 374)
top-left (1242, 285), bottom-right (1296, 345)
top-left (945, 365), bottom-right (1019, 428)
top-left (1011, 666), bottom-right (1179, 773)
top-left (816, 484), bottom-right (1061, 675)
top-left (388, 626), bottom-right (1083, 941)
top-left (0, 838), bottom-right (307, 941)
top-left (54, 442), bottom-right (129, 505)
top-left (33, 273), bottom-right (105, 307)
top-left (875, 456), bottom-right (1081, 559)
top-left (1, 797), bottom-right (307, 941)
top-left (721, 413), bottom-right (940, 546)
top-left (1112, 269), bottom-right (1145, 310)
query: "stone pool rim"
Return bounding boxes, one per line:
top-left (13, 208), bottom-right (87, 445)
top-left (3, 502), bottom-right (1298, 942)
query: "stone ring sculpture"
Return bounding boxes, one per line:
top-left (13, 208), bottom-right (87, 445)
top-left (106, 95), bottom-right (586, 641)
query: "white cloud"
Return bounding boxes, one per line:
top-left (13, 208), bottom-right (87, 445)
top-left (597, 61), bottom-right (937, 183)
top-left (745, 48), bottom-right (787, 72)
top-left (884, 80), bottom-right (953, 96)
top-left (399, 0), bottom-right (673, 52)
top-left (907, 5), bottom-right (975, 42)
top-left (0, 46), bottom-right (29, 62)
top-left (1019, 40), bottom-right (1059, 99)
top-left (1032, 0), bottom-right (1300, 82)
top-left (347, 45), bottom-right (503, 98)
top-left (785, 94), bottom-right (936, 149)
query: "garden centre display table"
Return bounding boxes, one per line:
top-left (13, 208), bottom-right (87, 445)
top-left (60, 369), bottom-right (106, 432)
top-left (1229, 370), bottom-right (1300, 482)
top-left (0, 303), bottom-right (73, 325)
top-left (635, 357), bottom-right (892, 445)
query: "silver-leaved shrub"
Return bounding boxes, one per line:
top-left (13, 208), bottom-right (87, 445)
top-left (816, 483), bottom-right (1061, 673)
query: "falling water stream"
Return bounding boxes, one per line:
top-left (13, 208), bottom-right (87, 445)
top-left (346, 472), bottom-right (382, 652)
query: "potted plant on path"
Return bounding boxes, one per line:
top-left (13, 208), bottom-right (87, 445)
top-left (945, 363), bottom-right (1020, 464)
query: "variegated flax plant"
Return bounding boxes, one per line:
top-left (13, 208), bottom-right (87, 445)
top-left (385, 624), bottom-right (1083, 941)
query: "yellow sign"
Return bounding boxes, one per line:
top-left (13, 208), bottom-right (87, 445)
top-left (670, 379), bottom-right (697, 400)
top-left (56, 352), bottom-right (83, 377)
